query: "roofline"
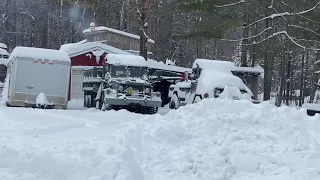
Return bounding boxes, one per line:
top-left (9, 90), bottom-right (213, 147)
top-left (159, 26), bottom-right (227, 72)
top-left (65, 43), bottom-right (132, 57)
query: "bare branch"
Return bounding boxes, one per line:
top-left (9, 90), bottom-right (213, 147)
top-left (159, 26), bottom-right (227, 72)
top-left (280, 0), bottom-right (288, 6)
top-left (213, 0), bottom-right (244, 8)
top-left (289, 24), bottom-right (320, 36)
top-left (220, 27), bottom-right (272, 42)
top-left (298, 14), bottom-right (320, 24)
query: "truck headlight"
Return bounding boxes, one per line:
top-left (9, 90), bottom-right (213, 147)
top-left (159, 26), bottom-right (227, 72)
top-left (145, 88), bottom-right (151, 93)
top-left (119, 85), bottom-right (124, 91)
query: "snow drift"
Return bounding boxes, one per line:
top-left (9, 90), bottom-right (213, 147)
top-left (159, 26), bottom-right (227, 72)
top-left (0, 99), bottom-right (319, 180)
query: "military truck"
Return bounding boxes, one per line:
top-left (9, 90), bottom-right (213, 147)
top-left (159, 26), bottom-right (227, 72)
top-left (169, 59), bottom-right (257, 109)
top-left (83, 54), bottom-right (162, 114)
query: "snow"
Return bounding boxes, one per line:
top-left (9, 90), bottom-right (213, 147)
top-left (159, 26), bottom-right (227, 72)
top-left (232, 65), bottom-right (264, 75)
top-left (0, 43), bottom-right (7, 49)
top-left (302, 103), bottom-right (320, 112)
top-left (0, 48), bottom-right (9, 55)
top-left (106, 54), bottom-right (148, 67)
top-left (65, 42), bottom-right (132, 58)
top-left (147, 59), bottom-right (191, 73)
top-left (193, 59), bottom-right (235, 71)
top-left (9, 47), bottom-right (71, 63)
top-left (36, 93), bottom-right (51, 106)
top-left (195, 70), bottom-right (253, 98)
top-left (59, 39), bottom-right (87, 52)
top-left (83, 26), bottom-right (155, 44)
top-left (0, 99), bottom-right (319, 180)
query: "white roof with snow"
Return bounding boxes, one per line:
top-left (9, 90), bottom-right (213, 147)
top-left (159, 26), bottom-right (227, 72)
top-left (106, 54), bottom-right (148, 67)
top-left (64, 42), bottom-right (133, 57)
top-left (83, 26), bottom-right (155, 44)
top-left (9, 47), bottom-right (71, 63)
top-left (193, 59), bottom-right (235, 72)
top-left (60, 39), bottom-right (87, 52)
top-left (231, 66), bottom-right (264, 74)
top-left (0, 43), bottom-right (7, 49)
top-left (147, 59), bottom-right (191, 73)
top-left (0, 48), bottom-right (9, 55)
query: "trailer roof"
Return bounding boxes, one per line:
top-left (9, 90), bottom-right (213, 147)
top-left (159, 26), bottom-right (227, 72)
top-left (9, 47), bottom-right (71, 63)
top-left (106, 54), bottom-right (148, 67)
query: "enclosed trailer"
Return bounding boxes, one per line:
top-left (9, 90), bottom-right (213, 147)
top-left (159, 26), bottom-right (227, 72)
top-left (5, 47), bottom-right (71, 109)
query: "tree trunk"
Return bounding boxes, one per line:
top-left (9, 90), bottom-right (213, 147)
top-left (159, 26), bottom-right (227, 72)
top-left (241, 0), bottom-right (249, 67)
top-left (299, 51), bottom-right (305, 106)
top-left (263, 0), bottom-right (274, 101)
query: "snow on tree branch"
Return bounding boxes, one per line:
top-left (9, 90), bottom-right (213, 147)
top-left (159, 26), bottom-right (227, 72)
top-left (298, 14), bottom-right (320, 24)
top-left (243, 2), bottom-right (320, 29)
top-left (213, 0), bottom-right (244, 8)
top-left (280, 0), bottom-right (288, 6)
top-left (289, 24), bottom-right (320, 36)
top-left (295, 2), bottom-right (320, 15)
top-left (221, 27), bottom-right (272, 42)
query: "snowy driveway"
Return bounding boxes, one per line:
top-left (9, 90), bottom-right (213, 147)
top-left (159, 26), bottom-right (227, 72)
top-left (0, 99), bottom-right (320, 180)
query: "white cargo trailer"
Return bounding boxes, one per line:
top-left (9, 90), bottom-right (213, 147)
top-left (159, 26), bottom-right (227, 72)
top-left (5, 47), bottom-right (71, 109)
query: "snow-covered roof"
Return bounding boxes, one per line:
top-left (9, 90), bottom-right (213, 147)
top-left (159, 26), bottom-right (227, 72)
top-left (65, 42), bottom-right (132, 57)
top-left (193, 59), bottom-right (235, 72)
top-left (147, 59), bottom-right (191, 73)
top-left (0, 48), bottom-right (9, 55)
top-left (302, 103), bottom-right (320, 112)
top-left (83, 26), bottom-right (155, 44)
top-left (0, 43), bottom-right (7, 49)
top-left (60, 39), bottom-right (87, 52)
top-left (231, 65), bottom-right (264, 75)
top-left (9, 47), bottom-right (71, 63)
top-left (106, 54), bottom-right (148, 67)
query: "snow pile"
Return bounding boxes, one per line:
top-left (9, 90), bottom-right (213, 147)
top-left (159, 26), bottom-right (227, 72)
top-left (36, 93), bottom-right (50, 106)
top-left (133, 99), bottom-right (320, 180)
top-left (0, 99), bottom-right (319, 180)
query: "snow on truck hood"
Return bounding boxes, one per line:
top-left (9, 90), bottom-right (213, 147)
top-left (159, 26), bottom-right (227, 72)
top-left (196, 70), bottom-right (253, 97)
top-left (9, 47), bottom-right (71, 63)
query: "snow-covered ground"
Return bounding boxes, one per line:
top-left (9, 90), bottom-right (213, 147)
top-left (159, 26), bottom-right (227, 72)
top-left (0, 99), bottom-right (319, 180)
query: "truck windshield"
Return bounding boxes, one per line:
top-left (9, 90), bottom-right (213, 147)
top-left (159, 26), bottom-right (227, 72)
top-left (110, 65), bottom-right (147, 78)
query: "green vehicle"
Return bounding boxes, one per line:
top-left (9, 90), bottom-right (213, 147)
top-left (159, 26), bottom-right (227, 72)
top-left (83, 54), bottom-right (162, 114)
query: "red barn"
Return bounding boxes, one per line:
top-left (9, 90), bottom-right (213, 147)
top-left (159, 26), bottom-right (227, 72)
top-left (61, 42), bottom-right (132, 100)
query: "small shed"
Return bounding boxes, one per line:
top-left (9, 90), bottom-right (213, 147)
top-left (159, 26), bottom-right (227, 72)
top-left (61, 42), bottom-right (132, 100)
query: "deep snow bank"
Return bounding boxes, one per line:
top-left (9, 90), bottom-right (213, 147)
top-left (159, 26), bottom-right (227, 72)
top-left (124, 99), bottom-right (320, 180)
top-left (0, 99), bottom-right (319, 180)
